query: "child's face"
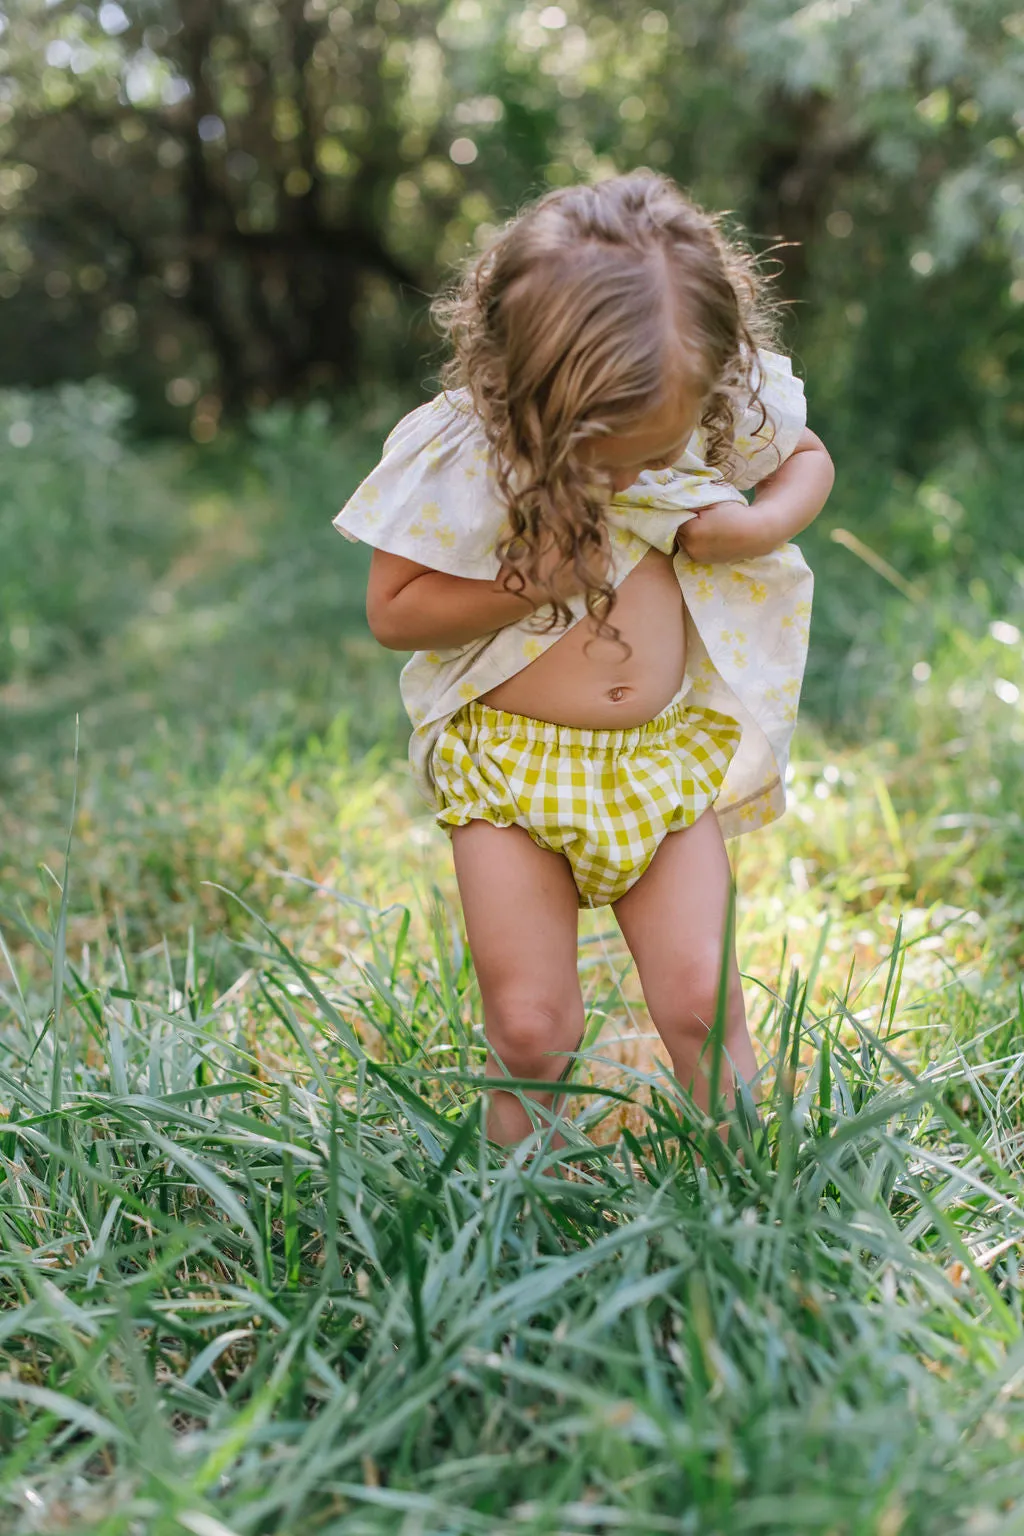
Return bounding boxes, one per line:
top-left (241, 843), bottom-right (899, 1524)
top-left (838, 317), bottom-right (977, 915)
top-left (580, 392), bottom-right (701, 495)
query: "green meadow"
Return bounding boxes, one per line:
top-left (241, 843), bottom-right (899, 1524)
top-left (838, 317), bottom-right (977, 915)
top-left (0, 385), bottom-right (1022, 1533)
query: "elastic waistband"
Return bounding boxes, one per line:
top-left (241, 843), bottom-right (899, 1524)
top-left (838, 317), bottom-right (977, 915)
top-left (459, 694), bottom-right (700, 753)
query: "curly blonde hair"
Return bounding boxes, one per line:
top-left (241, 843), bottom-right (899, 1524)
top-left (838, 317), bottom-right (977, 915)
top-left (431, 170), bottom-right (781, 643)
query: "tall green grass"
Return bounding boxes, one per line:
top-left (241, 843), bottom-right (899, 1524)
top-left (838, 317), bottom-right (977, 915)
top-left (1, 808), bottom-right (1022, 1533)
top-left (1, 384), bottom-right (1023, 1532)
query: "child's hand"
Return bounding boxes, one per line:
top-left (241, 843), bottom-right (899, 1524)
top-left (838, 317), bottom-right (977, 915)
top-left (675, 500), bottom-right (781, 564)
top-left (676, 430), bottom-right (836, 564)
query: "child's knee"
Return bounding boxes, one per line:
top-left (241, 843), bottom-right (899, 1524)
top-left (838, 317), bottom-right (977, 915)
top-left (653, 949), bottom-right (741, 1039)
top-left (485, 992), bottom-right (583, 1077)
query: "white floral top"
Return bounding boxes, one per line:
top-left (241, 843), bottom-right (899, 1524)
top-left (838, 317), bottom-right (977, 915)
top-left (334, 349), bottom-right (812, 839)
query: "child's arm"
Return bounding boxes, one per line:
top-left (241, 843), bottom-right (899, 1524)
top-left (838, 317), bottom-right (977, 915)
top-left (675, 429), bottom-right (834, 564)
top-left (367, 551), bottom-right (533, 650)
top-left (366, 543), bottom-right (584, 651)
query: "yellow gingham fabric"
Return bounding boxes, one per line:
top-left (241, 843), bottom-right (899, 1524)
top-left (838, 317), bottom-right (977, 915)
top-left (431, 696), bottom-right (741, 908)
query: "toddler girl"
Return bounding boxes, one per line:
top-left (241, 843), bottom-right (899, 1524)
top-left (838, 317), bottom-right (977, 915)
top-left (335, 171), bottom-right (834, 1145)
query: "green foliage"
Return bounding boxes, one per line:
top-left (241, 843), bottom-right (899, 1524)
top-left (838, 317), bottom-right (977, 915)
top-left (0, 381), bottom-right (409, 758)
top-left (0, 0), bottom-right (1020, 468)
top-left (0, 384), bottom-right (184, 685)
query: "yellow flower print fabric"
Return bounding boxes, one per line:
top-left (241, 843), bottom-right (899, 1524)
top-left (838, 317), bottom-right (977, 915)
top-left (333, 349), bottom-right (812, 840)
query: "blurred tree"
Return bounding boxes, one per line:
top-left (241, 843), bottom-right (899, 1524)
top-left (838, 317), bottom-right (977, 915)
top-left (0, 0), bottom-right (454, 426)
top-left (0, 0), bottom-right (1020, 461)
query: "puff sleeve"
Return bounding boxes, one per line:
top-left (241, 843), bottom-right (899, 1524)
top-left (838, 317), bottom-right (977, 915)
top-left (721, 349), bottom-right (807, 492)
top-left (332, 391), bottom-right (507, 581)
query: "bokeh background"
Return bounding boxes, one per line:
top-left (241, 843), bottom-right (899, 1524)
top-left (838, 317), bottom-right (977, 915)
top-left (2, 5), bottom-right (1024, 1531)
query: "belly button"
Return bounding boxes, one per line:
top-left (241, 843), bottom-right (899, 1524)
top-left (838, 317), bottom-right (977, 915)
top-left (608, 686), bottom-right (628, 702)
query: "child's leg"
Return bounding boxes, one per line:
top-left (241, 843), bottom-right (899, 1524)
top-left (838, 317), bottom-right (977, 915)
top-left (451, 819), bottom-right (585, 1146)
top-left (612, 808), bottom-right (756, 1113)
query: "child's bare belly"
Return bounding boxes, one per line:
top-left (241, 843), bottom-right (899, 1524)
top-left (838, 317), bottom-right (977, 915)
top-left (479, 548), bottom-right (687, 728)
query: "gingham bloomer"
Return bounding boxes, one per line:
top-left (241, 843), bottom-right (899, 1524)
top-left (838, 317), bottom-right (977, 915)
top-left (333, 348), bottom-right (813, 840)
